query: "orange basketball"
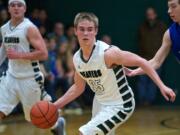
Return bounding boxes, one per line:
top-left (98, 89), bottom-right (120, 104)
top-left (30, 101), bottom-right (58, 129)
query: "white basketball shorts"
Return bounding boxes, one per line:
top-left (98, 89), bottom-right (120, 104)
top-left (0, 72), bottom-right (44, 121)
top-left (79, 97), bottom-right (135, 135)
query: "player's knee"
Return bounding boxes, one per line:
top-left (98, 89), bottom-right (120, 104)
top-left (0, 111), bottom-right (6, 120)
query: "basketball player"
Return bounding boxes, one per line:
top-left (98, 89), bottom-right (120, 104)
top-left (0, 0), bottom-right (65, 135)
top-left (125, 0), bottom-right (180, 76)
top-left (54, 12), bottom-right (176, 135)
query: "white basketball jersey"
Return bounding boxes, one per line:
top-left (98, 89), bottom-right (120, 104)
top-left (1, 18), bottom-right (41, 78)
top-left (73, 40), bottom-right (134, 105)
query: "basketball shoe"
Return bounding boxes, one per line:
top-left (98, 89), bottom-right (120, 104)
top-left (51, 117), bottom-right (66, 135)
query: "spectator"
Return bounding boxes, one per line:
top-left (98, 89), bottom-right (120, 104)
top-left (0, 8), bottom-right (9, 26)
top-left (55, 40), bottom-right (83, 115)
top-left (43, 36), bottom-right (57, 102)
top-left (137, 7), bottom-right (167, 105)
top-left (65, 24), bottom-right (76, 40)
top-left (48, 22), bottom-right (67, 48)
top-left (38, 9), bottom-right (52, 33)
top-left (29, 8), bottom-right (41, 27)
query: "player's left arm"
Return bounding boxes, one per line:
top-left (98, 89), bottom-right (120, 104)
top-left (105, 46), bottom-right (176, 102)
top-left (7, 26), bottom-right (48, 60)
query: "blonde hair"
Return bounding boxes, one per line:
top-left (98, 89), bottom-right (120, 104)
top-left (168, 0), bottom-right (180, 4)
top-left (74, 12), bottom-right (99, 28)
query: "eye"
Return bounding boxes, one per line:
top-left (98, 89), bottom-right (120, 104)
top-left (10, 3), bottom-right (15, 7)
top-left (79, 27), bottom-right (85, 32)
top-left (169, 4), bottom-right (177, 9)
top-left (87, 28), bottom-right (93, 32)
top-left (17, 3), bottom-right (24, 7)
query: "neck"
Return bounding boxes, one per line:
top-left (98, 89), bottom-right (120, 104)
top-left (82, 45), bottom-right (94, 55)
top-left (80, 41), bottom-right (95, 61)
top-left (81, 39), bottom-right (95, 52)
top-left (10, 17), bottom-right (24, 26)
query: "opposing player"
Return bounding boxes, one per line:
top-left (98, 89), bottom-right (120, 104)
top-left (125, 0), bottom-right (180, 76)
top-left (54, 12), bottom-right (176, 135)
top-left (0, 0), bottom-right (65, 135)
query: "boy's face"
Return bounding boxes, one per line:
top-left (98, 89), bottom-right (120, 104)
top-left (168, 0), bottom-right (180, 23)
top-left (74, 19), bottom-right (98, 46)
top-left (8, 1), bottom-right (26, 19)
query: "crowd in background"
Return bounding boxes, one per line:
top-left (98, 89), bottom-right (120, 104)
top-left (0, 1), bottom-right (97, 115)
top-left (0, 0), bottom-right (167, 115)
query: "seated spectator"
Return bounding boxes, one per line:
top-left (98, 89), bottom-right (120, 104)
top-left (55, 40), bottom-right (83, 115)
top-left (0, 8), bottom-right (9, 26)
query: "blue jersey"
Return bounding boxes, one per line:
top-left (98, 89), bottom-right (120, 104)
top-left (169, 23), bottom-right (180, 61)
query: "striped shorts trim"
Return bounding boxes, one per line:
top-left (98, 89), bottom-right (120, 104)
top-left (79, 99), bottom-right (135, 135)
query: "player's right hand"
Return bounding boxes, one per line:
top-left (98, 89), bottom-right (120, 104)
top-left (6, 48), bottom-right (20, 59)
top-left (160, 86), bottom-right (176, 102)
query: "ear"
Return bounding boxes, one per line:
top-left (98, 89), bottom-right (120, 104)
top-left (95, 27), bottom-right (98, 36)
top-left (24, 5), bottom-right (27, 13)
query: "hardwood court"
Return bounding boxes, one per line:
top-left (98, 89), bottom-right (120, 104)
top-left (0, 106), bottom-right (180, 135)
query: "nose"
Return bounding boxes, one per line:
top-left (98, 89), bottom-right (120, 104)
top-left (83, 30), bottom-right (88, 35)
top-left (168, 8), bottom-right (171, 14)
top-left (14, 5), bottom-right (19, 9)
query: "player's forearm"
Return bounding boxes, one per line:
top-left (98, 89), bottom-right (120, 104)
top-left (54, 84), bottom-right (84, 109)
top-left (19, 50), bottom-right (48, 61)
top-left (150, 42), bottom-right (170, 70)
top-left (149, 58), bottom-right (161, 70)
top-left (134, 58), bottom-right (162, 76)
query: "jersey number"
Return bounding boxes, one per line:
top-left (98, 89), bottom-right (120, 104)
top-left (88, 79), bottom-right (104, 95)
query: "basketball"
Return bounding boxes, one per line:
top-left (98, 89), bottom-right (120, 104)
top-left (30, 101), bottom-right (59, 129)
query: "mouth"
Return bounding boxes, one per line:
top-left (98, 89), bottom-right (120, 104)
top-left (14, 12), bottom-right (20, 15)
top-left (82, 38), bottom-right (89, 41)
top-left (170, 15), bottom-right (175, 19)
